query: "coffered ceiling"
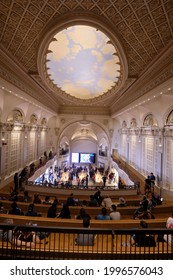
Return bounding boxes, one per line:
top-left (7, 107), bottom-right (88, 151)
top-left (0, 0), bottom-right (173, 116)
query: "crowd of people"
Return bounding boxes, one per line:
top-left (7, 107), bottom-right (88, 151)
top-left (0, 183), bottom-right (164, 225)
top-left (0, 169), bottom-right (172, 248)
top-left (32, 164), bottom-right (120, 189)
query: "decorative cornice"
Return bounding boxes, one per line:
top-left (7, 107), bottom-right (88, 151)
top-left (0, 50), bottom-right (58, 113)
top-left (58, 105), bottom-right (111, 116)
top-left (111, 45), bottom-right (173, 113)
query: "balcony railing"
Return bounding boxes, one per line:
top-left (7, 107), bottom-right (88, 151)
top-left (0, 224), bottom-right (172, 260)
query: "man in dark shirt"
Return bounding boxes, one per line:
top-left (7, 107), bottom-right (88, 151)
top-left (131, 221), bottom-right (156, 247)
top-left (25, 203), bottom-right (38, 217)
top-left (141, 195), bottom-right (149, 211)
top-left (66, 193), bottom-right (78, 206)
top-left (149, 172), bottom-right (156, 193)
top-left (93, 190), bottom-right (102, 206)
top-left (144, 176), bottom-right (151, 194)
top-left (8, 202), bottom-right (23, 215)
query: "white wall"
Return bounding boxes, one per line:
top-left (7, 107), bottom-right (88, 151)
top-left (71, 139), bottom-right (97, 153)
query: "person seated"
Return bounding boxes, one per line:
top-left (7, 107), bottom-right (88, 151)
top-left (140, 195), bottom-right (149, 211)
top-left (96, 207), bottom-right (110, 220)
top-left (14, 228), bottom-right (41, 248)
top-left (109, 204), bottom-right (121, 220)
top-left (43, 196), bottom-right (52, 205)
top-left (0, 218), bottom-right (13, 243)
top-left (137, 209), bottom-right (155, 220)
top-left (101, 195), bottom-right (113, 209)
top-left (88, 195), bottom-right (98, 207)
top-left (131, 221), bottom-right (156, 247)
top-left (9, 191), bottom-right (18, 202)
top-left (117, 197), bottom-right (127, 207)
top-left (164, 213), bottom-right (173, 245)
top-left (75, 217), bottom-right (95, 246)
top-left (81, 200), bottom-right (88, 207)
top-left (76, 208), bottom-right (91, 220)
top-left (57, 204), bottom-right (71, 219)
top-left (25, 203), bottom-right (40, 217)
top-left (53, 196), bottom-right (60, 205)
top-left (8, 202), bottom-right (24, 215)
top-left (47, 202), bottom-right (58, 218)
top-left (66, 193), bottom-right (78, 206)
top-left (164, 223), bottom-right (173, 245)
top-left (0, 202), bottom-right (7, 214)
top-left (33, 194), bottom-right (42, 204)
top-left (155, 194), bottom-right (163, 205)
top-left (22, 190), bottom-right (31, 203)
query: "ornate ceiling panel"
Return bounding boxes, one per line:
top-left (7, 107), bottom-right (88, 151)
top-left (0, 0), bottom-right (172, 114)
top-left (59, 120), bottom-right (109, 144)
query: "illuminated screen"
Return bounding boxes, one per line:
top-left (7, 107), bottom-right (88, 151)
top-left (79, 153), bottom-right (95, 164)
top-left (71, 153), bottom-right (79, 163)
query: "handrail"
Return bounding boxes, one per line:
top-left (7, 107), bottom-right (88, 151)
top-left (0, 223), bottom-right (173, 260)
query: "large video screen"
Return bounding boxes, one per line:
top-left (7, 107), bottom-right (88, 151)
top-left (71, 153), bottom-right (79, 163)
top-left (79, 153), bottom-right (96, 164)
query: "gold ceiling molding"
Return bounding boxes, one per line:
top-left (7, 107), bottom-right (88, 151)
top-left (58, 105), bottom-right (110, 116)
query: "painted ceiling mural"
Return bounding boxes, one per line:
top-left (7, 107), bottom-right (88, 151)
top-left (46, 25), bottom-right (121, 100)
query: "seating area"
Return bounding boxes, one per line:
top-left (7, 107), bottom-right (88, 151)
top-left (0, 213), bottom-right (168, 228)
top-left (0, 170), bottom-right (173, 260)
top-left (0, 200), bottom-right (173, 219)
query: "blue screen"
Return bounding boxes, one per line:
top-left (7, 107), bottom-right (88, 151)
top-left (79, 153), bottom-right (95, 163)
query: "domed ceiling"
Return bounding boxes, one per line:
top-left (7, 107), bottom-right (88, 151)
top-left (0, 0), bottom-right (172, 115)
top-left (46, 25), bottom-right (121, 100)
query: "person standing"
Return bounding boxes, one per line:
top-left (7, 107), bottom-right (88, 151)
top-left (102, 174), bottom-right (107, 188)
top-left (144, 176), bottom-right (151, 195)
top-left (85, 174), bottom-right (89, 188)
top-left (13, 172), bottom-right (19, 192)
top-left (93, 190), bottom-right (102, 206)
top-left (149, 172), bottom-right (156, 193)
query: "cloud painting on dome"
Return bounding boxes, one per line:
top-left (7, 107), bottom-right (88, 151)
top-left (46, 25), bottom-right (121, 99)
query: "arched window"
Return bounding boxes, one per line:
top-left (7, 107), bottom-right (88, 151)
top-left (166, 110), bottom-right (173, 125)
